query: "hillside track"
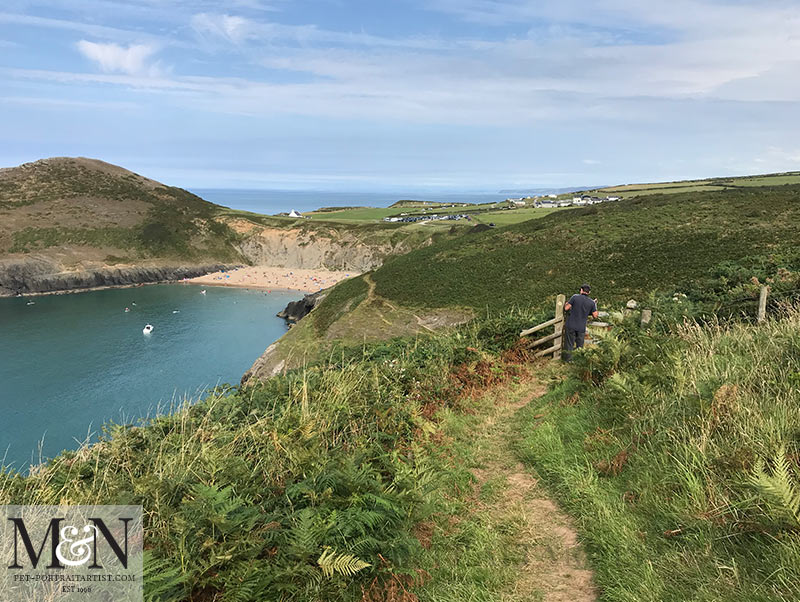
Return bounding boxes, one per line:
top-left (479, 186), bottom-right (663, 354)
top-left (469, 377), bottom-right (597, 602)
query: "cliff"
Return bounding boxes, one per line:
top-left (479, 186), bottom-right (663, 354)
top-left (234, 221), bottom-right (416, 271)
top-left (0, 256), bottom-right (233, 296)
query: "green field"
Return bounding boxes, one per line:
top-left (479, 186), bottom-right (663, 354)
top-left (586, 171), bottom-right (800, 199)
top-left (303, 206), bottom-right (402, 222)
top-left (301, 200), bottom-right (567, 228)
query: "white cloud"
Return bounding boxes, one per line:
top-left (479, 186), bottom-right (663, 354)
top-left (191, 13), bottom-right (256, 45)
top-left (76, 40), bottom-right (162, 76)
top-left (582, 159), bottom-right (601, 165)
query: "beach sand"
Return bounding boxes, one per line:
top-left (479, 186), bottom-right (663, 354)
top-left (185, 266), bottom-right (359, 293)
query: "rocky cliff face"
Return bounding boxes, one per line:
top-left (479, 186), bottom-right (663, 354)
top-left (0, 256), bottom-right (231, 296)
top-left (236, 225), bottom-right (409, 271)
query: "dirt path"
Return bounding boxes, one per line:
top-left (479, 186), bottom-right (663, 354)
top-left (471, 378), bottom-right (597, 602)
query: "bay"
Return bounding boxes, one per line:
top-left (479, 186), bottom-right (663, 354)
top-left (0, 284), bottom-right (298, 472)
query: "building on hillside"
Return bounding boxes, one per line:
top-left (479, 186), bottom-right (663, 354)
top-left (288, 209), bottom-right (304, 218)
top-left (509, 199), bottom-right (527, 206)
top-left (538, 200), bottom-right (557, 208)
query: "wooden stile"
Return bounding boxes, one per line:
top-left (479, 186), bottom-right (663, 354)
top-left (519, 294), bottom-right (566, 360)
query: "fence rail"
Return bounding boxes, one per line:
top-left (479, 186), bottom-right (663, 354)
top-left (520, 285), bottom-right (781, 362)
top-left (520, 294), bottom-right (565, 359)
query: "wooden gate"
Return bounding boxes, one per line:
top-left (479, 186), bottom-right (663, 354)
top-left (519, 294), bottom-right (565, 359)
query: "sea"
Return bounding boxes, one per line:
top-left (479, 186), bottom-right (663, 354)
top-left (0, 284), bottom-right (299, 472)
top-left (192, 189), bottom-right (512, 214)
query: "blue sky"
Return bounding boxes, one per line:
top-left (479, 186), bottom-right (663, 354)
top-left (1, 0), bottom-right (799, 191)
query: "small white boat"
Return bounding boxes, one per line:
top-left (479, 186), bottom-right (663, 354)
top-left (26, 301), bottom-right (35, 306)
top-left (142, 324), bottom-right (154, 334)
top-left (200, 290), bottom-right (207, 295)
top-left (172, 310), bottom-right (180, 314)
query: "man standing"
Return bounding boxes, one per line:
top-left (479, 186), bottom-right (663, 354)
top-left (562, 284), bottom-right (598, 361)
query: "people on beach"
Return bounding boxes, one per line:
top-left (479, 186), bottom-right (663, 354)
top-left (562, 283), bottom-right (598, 362)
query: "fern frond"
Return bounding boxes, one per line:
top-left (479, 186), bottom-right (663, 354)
top-left (143, 550), bottom-right (188, 602)
top-left (317, 547), bottom-right (371, 578)
top-left (749, 445), bottom-right (800, 528)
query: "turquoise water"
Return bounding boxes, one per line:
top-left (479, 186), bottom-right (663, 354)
top-left (0, 284), bottom-right (299, 472)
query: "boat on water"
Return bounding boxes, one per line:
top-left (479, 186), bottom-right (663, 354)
top-left (200, 290), bottom-right (207, 295)
top-left (143, 324), bottom-right (154, 334)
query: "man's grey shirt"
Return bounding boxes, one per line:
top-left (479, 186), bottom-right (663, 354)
top-left (565, 293), bottom-right (597, 332)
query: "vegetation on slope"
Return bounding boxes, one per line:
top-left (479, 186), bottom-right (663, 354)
top-left (0, 311), bottom-right (543, 602)
top-left (0, 158), bottom-right (243, 262)
top-left (369, 186), bottom-right (800, 312)
top-left (514, 307), bottom-right (800, 601)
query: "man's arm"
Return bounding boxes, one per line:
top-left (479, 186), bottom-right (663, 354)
top-left (564, 295), bottom-right (576, 312)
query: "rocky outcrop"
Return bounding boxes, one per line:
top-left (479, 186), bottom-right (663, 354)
top-left (0, 257), bottom-right (233, 296)
top-left (276, 290), bottom-right (327, 324)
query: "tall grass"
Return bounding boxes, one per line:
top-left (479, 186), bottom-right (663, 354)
top-left (514, 306), bottom-right (800, 601)
top-left (0, 311), bottom-right (541, 602)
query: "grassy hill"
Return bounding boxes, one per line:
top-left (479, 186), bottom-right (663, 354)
top-left (0, 157), bottom-right (244, 265)
top-left (370, 185), bottom-right (800, 311)
top-left (581, 171), bottom-right (800, 200)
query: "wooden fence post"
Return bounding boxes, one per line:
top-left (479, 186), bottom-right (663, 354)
top-left (758, 285), bottom-right (769, 323)
top-left (553, 294), bottom-right (565, 359)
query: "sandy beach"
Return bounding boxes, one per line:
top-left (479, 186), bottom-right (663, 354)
top-left (185, 266), bottom-right (359, 293)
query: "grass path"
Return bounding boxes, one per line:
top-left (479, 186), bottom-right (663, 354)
top-left (418, 375), bottom-right (596, 601)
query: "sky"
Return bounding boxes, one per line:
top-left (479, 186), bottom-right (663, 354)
top-left (1, 0), bottom-right (799, 192)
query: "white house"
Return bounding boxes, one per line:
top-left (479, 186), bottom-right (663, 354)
top-left (288, 209), bottom-right (303, 218)
top-left (510, 199), bottom-right (527, 207)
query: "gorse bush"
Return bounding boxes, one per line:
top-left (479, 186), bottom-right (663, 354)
top-left (0, 315), bottom-right (535, 601)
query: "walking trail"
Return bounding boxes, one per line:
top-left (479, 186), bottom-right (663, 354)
top-left (467, 377), bottom-right (597, 601)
